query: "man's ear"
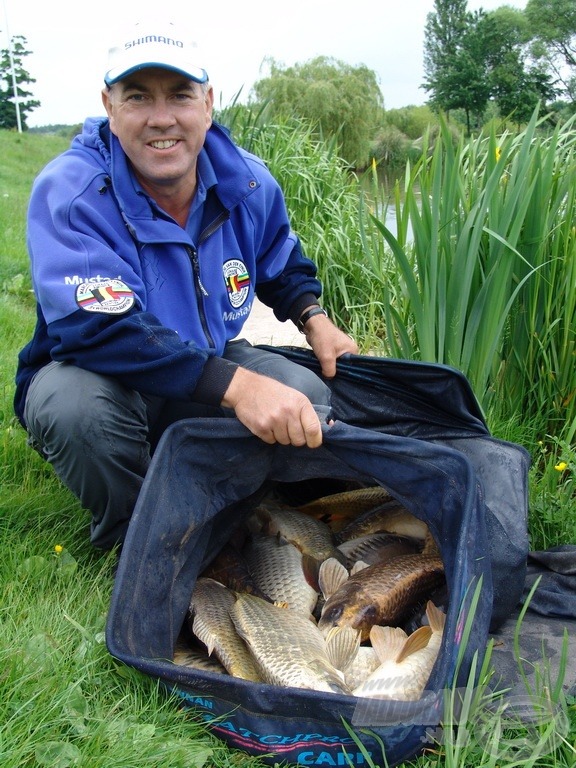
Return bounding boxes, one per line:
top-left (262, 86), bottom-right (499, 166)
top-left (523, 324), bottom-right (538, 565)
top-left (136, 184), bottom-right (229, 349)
top-left (101, 87), bottom-right (117, 134)
top-left (205, 85), bottom-right (215, 127)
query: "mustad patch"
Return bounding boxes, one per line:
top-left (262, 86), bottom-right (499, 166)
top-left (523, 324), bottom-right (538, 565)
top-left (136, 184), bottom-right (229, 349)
top-left (76, 279), bottom-right (135, 314)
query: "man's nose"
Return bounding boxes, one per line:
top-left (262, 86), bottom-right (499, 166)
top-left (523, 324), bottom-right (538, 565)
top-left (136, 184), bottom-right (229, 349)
top-left (147, 99), bottom-right (176, 126)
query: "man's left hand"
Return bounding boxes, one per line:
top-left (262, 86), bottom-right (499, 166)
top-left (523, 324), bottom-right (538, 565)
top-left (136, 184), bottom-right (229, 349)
top-left (303, 313), bottom-right (359, 378)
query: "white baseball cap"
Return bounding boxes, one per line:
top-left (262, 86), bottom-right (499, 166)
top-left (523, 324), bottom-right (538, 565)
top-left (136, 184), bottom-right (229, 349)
top-left (104, 20), bottom-right (208, 86)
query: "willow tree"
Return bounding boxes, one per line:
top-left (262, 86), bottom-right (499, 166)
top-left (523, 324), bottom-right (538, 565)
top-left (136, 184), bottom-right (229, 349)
top-left (251, 56), bottom-right (384, 169)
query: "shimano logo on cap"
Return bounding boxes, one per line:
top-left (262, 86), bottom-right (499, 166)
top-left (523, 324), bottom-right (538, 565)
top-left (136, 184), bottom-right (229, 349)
top-left (124, 35), bottom-right (184, 50)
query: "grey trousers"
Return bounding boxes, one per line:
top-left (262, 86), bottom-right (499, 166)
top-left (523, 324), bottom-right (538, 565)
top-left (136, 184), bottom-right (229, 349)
top-left (24, 340), bottom-right (330, 550)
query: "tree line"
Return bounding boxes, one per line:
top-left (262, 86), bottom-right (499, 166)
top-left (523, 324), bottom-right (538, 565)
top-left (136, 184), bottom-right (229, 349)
top-left (1, 0), bottom-right (575, 168)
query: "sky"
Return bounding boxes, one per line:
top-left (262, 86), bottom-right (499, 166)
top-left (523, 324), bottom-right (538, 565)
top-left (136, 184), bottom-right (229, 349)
top-left (3, 0), bottom-right (527, 129)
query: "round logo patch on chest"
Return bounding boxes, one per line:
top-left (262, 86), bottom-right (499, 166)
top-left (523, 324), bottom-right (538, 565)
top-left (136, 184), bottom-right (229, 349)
top-left (223, 259), bottom-right (250, 309)
top-left (75, 279), bottom-right (135, 314)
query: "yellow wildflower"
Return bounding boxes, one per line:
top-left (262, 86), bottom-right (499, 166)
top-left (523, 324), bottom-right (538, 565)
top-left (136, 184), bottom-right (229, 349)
top-left (495, 146), bottom-right (501, 162)
top-left (54, 544), bottom-right (63, 554)
top-left (554, 462), bottom-right (568, 472)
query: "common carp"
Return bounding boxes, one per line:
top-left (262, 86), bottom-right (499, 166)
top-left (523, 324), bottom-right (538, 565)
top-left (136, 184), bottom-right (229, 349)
top-left (354, 601), bottom-right (446, 700)
top-left (317, 553), bottom-right (445, 641)
top-left (187, 577), bottom-right (261, 682)
top-left (297, 486), bottom-right (395, 531)
top-left (230, 592), bottom-right (352, 694)
top-left (335, 499), bottom-right (429, 544)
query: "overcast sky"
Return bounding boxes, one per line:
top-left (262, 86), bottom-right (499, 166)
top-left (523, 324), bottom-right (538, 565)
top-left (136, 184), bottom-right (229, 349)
top-left (3, 0), bottom-right (527, 128)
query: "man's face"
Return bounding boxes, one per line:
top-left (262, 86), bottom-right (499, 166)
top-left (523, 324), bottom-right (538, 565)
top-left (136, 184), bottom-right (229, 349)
top-left (102, 68), bottom-right (214, 192)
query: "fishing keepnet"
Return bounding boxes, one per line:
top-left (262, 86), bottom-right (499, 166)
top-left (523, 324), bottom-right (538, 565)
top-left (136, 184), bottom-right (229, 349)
top-left (106, 351), bottom-right (530, 766)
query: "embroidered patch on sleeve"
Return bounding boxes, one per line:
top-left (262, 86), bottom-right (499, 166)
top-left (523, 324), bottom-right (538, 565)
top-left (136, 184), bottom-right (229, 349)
top-left (75, 279), bottom-right (135, 314)
top-left (223, 259), bottom-right (250, 309)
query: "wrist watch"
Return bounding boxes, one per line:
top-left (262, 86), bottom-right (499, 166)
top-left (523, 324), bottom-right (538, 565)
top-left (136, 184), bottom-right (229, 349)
top-left (297, 305), bottom-right (328, 333)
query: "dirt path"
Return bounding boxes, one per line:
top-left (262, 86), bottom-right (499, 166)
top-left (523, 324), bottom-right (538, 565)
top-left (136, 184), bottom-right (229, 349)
top-left (238, 298), bottom-right (307, 348)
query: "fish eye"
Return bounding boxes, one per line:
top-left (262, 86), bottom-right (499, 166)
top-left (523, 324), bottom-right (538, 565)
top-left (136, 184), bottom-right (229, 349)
top-left (361, 605), bottom-right (379, 622)
top-left (322, 604), bottom-right (343, 623)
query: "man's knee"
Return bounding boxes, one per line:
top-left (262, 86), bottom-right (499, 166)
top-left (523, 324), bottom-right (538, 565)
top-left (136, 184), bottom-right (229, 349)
top-left (24, 362), bottom-right (148, 460)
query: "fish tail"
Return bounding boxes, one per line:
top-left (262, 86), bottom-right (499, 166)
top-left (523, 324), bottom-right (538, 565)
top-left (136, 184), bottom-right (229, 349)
top-left (325, 626), bottom-right (361, 672)
top-left (425, 600), bottom-right (446, 634)
top-left (369, 625), bottom-right (409, 663)
top-left (395, 625), bottom-right (432, 663)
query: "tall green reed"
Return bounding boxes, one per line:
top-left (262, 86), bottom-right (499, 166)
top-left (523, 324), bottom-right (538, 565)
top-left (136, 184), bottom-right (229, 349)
top-left (366, 110), bottom-right (576, 439)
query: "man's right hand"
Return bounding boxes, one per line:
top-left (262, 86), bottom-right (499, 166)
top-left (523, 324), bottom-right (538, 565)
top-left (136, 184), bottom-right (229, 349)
top-left (221, 367), bottom-right (323, 448)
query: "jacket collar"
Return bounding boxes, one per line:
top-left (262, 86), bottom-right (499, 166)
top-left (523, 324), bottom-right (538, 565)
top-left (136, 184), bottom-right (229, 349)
top-left (97, 120), bottom-right (260, 231)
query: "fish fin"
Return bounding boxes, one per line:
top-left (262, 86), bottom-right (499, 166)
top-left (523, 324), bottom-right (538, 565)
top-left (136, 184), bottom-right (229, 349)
top-left (369, 625), bottom-right (409, 663)
top-left (245, 506), bottom-right (269, 534)
top-left (396, 625), bottom-right (433, 663)
top-left (421, 529), bottom-right (440, 555)
top-left (190, 616), bottom-right (217, 657)
top-left (307, 656), bottom-right (350, 693)
top-left (425, 600), bottom-right (446, 633)
top-left (350, 560), bottom-right (370, 575)
top-left (325, 626), bottom-right (361, 672)
top-left (318, 557), bottom-right (349, 599)
top-left (301, 552), bottom-right (321, 591)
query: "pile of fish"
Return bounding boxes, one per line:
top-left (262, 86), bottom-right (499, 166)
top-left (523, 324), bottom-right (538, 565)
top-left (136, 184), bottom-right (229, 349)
top-left (173, 486), bottom-right (448, 700)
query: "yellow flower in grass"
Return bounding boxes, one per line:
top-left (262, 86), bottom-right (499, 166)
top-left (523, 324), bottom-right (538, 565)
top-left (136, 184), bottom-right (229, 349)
top-left (554, 461), bottom-right (568, 472)
top-left (54, 544), bottom-right (63, 555)
top-left (495, 145), bottom-right (502, 162)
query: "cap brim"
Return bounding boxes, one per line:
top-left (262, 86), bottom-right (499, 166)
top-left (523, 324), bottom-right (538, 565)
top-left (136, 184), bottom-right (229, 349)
top-left (105, 62), bottom-right (208, 86)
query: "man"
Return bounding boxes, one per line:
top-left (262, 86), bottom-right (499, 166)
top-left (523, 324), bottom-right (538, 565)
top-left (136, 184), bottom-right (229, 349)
top-left (13, 20), bottom-right (358, 549)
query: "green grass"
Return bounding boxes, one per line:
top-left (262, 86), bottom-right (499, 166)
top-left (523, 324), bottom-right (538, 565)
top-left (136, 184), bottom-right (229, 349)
top-left (1, 123), bottom-right (575, 767)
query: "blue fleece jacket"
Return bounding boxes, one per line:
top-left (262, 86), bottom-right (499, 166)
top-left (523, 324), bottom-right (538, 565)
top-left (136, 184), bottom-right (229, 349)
top-left (14, 118), bottom-right (322, 426)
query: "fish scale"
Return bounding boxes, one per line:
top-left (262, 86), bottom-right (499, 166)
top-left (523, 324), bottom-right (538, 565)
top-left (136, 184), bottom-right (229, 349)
top-left (242, 533), bottom-right (319, 616)
top-left (250, 506), bottom-right (346, 568)
top-left (337, 532), bottom-right (421, 568)
top-left (335, 500), bottom-right (429, 544)
top-left (230, 592), bottom-right (352, 694)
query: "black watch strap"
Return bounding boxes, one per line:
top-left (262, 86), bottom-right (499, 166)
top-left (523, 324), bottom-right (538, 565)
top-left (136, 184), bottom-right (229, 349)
top-left (297, 305), bottom-right (328, 333)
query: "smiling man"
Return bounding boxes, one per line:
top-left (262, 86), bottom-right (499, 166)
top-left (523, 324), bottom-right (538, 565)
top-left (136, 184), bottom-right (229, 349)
top-left (14, 20), bottom-right (358, 550)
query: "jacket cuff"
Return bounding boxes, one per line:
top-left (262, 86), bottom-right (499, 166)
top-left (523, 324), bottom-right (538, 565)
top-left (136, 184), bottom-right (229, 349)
top-left (288, 293), bottom-right (321, 325)
top-left (190, 356), bottom-right (239, 406)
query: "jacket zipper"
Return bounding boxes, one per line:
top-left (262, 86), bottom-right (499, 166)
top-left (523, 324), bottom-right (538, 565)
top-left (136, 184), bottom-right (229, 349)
top-left (187, 245), bottom-right (214, 346)
top-left (189, 210), bottom-right (231, 348)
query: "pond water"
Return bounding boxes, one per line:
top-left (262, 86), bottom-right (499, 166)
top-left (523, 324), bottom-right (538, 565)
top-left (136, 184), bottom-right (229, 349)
top-left (360, 171), bottom-right (417, 243)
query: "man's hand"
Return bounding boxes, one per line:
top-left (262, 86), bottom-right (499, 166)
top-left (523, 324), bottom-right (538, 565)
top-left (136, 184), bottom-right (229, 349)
top-left (303, 312), bottom-right (359, 378)
top-left (221, 368), bottom-right (323, 447)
